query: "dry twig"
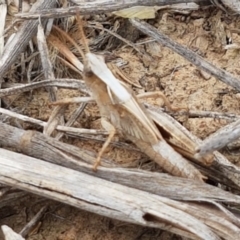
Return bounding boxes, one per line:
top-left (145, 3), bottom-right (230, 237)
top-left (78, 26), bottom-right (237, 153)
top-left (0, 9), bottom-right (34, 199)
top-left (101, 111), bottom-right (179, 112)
top-left (19, 206), bottom-right (48, 238)
top-left (16, 0), bottom-right (207, 19)
top-left (0, 79), bottom-right (88, 97)
top-left (195, 118), bottom-right (240, 158)
top-left (130, 18), bottom-right (240, 92)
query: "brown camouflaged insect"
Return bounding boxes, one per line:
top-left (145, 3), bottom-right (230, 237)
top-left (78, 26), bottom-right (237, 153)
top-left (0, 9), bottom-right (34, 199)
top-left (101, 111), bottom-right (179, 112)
top-left (52, 16), bottom-right (211, 181)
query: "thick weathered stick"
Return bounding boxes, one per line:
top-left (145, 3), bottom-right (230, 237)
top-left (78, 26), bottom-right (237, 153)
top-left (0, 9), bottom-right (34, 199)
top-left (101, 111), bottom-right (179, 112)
top-left (130, 19), bottom-right (240, 92)
top-left (0, 147), bottom-right (238, 240)
top-left (0, 0), bottom-right (57, 78)
top-left (179, 110), bottom-right (238, 121)
top-left (0, 79), bottom-right (87, 97)
top-left (1, 121), bottom-right (240, 203)
top-left (16, 0), bottom-right (207, 19)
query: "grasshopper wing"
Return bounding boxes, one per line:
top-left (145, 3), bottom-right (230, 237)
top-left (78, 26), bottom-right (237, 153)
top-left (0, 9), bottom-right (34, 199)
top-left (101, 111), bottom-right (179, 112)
top-left (113, 101), bottom-right (161, 145)
top-left (87, 53), bottom-right (161, 144)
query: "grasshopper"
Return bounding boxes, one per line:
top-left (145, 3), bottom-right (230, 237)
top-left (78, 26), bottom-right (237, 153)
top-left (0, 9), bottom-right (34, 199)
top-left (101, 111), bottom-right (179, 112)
top-left (49, 17), bottom-right (210, 181)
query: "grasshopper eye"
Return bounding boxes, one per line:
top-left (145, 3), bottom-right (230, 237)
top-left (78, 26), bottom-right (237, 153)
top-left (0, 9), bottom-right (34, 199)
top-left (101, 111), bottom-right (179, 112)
top-left (84, 68), bottom-right (94, 78)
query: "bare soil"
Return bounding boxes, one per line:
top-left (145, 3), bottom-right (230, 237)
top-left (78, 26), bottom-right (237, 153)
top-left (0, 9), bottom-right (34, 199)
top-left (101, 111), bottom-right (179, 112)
top-left (1, 6), bottom-right (240, 240)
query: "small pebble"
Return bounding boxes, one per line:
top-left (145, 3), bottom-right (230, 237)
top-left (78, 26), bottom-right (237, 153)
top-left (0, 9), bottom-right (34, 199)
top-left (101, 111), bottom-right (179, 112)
top-left (199, 70), bottom-right (211, 80)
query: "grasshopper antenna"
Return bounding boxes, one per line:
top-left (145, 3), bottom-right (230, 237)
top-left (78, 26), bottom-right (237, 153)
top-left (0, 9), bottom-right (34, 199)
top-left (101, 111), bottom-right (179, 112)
top-left (76, 14), bottom-right (90, 57)
top-left (52, 24), bottom-right (86, 62)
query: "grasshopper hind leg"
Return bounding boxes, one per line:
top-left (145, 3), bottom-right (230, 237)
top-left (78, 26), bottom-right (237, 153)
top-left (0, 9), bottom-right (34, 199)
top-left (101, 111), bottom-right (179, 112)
top-left (137, 91), bottom-right (188, 112)
top-left (93, 118), bottom-right (116, 171)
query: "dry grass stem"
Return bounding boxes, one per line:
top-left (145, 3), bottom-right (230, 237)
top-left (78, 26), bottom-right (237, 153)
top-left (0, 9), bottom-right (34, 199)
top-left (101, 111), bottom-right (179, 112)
top-left (0, 0), bottom-right (57, 78)
top-left (19, 206), bottom-right (48, 238)
top-left (0, 79), bottom-right (88, 97)
top-left (16, 0), bottom-right (207, 19)
top-left (0, 107), bottom-right (105, 136)
top-left (55, 102), bottom-right (87, 140)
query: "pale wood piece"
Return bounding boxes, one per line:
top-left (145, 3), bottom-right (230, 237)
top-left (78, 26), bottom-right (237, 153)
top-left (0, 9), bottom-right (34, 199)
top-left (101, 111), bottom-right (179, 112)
top-left (0, 148), bottom-right (239, 240)
top-left (0, 121), bottom-right (240, 202)
top-left (43, 105), bottom-right (67, 136)
top-left (1, 225), bottom-right (25, 240)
